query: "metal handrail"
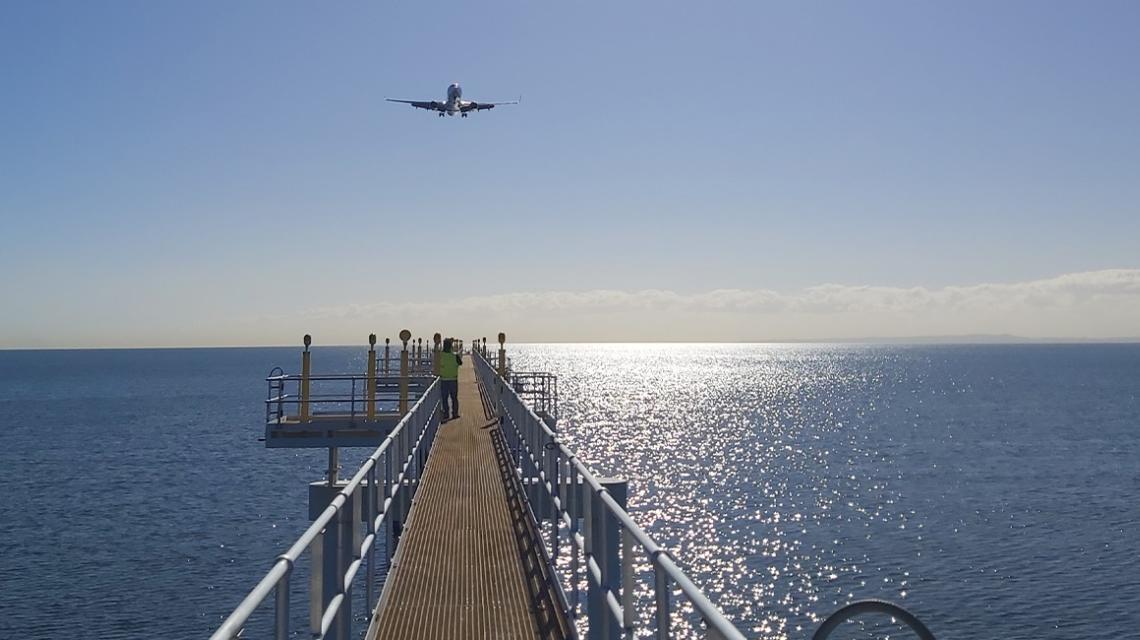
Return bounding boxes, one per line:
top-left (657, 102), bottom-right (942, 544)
top-left (211, 378), bottom-right (442, 640)
top-left (474, 352), bottom-right (747, 640)
top-left (264, 372), bottom-right (435, 425)
top-left (812, 599), bottom-right (935, 640)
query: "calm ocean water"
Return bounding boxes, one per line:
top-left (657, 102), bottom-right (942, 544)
top-left (0, 344), bottom-right (1137, 639)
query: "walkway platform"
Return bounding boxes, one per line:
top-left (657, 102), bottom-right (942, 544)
top-left (367, 363), bottom-right (571, 640)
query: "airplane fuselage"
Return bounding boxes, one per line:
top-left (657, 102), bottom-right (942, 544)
top-left (444, 83), bottom-right (463, 116)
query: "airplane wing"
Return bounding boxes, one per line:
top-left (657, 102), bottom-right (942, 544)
top-left (460, 98), bottom-right (520, 112)
top-left (386, 99), bottom-right (445, 112)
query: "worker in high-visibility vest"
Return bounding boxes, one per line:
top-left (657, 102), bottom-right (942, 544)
top-left (440, 337), bottom-right (462, 421)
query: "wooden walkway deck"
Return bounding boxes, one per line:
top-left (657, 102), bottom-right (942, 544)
top-left (367, 362), bottom-right (571, 640)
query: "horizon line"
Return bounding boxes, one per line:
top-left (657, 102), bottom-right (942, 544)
top-left (4, 335), bottom-right (1140, 351)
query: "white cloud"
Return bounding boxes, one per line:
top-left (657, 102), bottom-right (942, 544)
top-left (301, 268), bottom-right (1140, 316)
top-left (274, 269), bottom-right (1140, 342)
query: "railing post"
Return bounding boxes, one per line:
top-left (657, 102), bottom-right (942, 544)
top-left (366, 465), bottom-right (377, 612)
top-left (584, 480), bottom-right (599, 638)
top-left (399, 329), bottom-right (411, 415)
top-left (275, 564), bottom-right (290, 640)
top-left (603, 482), bottom-right (628, 637)
top-left (568, 463), bottom-right (580, 618)
top-left (550, 438), bottom-right (560, 558)
top-left (383, 338), bottom-right (390, 376)
top-left (384, 446), bottom-right (395, 564)
top-left (322, 515), bottom-right (339, 638)
top-left (335, 497), bottom-right (353, 640)
top-left (498, 332), bottom-right (507, 379)
top-left (300, 334), bottom-right (312, 422)
top-left (367, 333), bottom-right (377, 420)
top-left (622, 529), bottom-right (635, 634)
top-left (310, 531), bottom-right (323, 636)
top-left (654, 566), bottom-right (671, 640)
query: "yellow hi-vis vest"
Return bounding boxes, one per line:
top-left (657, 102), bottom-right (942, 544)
top-left (439, 351), bottom-right (459, 380)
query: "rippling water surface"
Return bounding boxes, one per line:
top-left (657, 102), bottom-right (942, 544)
top-left (510, 344), bottom-right (1140, 639)
top-left (1, 344), bottom-right (1137, 639)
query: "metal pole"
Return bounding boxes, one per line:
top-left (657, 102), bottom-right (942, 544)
top-left (399, 329), bottom-right (411, 415)
top-left (654, 568), bottom-right (671, 640)
top-left (585, 485), bottom-right (600, 639)
top-left (301, 334), bottom-right (312, 422)
top-left (327, 447), bottom-right (340, 485)
top-left (275, 570), bottom-right (290, 640)
top-left (366, 465), bottom-right (377, 612)
top-left (310, 532), bottom-right (323, 636)
top-left (497, 332), bottom-right (507, 379)
top-left (367, 333), bottom-right (377, 420)
top-left (384, 446), bottom-right (395, 564)
top-left (335, 500), bottom-right (353, 640)
top-left (622, 529), bottom-right (635, 633)
top-left (322, 509), bottom-right (341, 640)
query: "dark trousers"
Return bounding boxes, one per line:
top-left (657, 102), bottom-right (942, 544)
top-left (441, 379), bottom-right (459, 418)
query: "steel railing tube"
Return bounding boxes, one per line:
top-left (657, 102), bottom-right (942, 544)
top-left (622, 527), bottom-right (635, 632)
top-left (384, 445), bottom-right (394, 565)
top-left (598, 490), bottom-right (621, 640)
top-left (550, 443), bottom-right (560, 558)
top-left (366, 465), bottom-right (377, 610)
top-left (209, 560), bottom-right (291, 640)
top-left (321, 510), bottom-right (340, 636)
top-left (274, 567), bottom-right (290, 640)
top-left (654, 566), bottom-right (670, 640)
top-left (584, 475), bottom-right (598, 634)
top-left (812, 599), bottom-right (936, 640)
top-left (310, 532), bottom-right (323, 636)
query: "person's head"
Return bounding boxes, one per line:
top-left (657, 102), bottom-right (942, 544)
top-left (443, 338), bottom-right (454, 353)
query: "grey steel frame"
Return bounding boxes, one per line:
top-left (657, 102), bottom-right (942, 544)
top-left (265, 372), bottom-right (435, 424)
top-left (510, 371), bottom-right (559, 424)
top-left (210, 379), bottom-right (442, 640)
top-left (475, 353), bottom-right (747, 640)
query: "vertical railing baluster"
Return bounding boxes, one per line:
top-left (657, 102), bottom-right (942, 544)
top-left (551, 442), bottom-right (560, 559)
top-left (275, 568), bottom-right (290, 640)
top-left (384, 445), bottom-right (394, 565)
top-left (654, 567), bottom-right (670, 640)
top-left (366, 464), bottom-right (377, 610)
top-left (310, 533), bottom-right (323, 637)
top-left (585, 482), bottom-right (598, 638)
top-left (336, 500), bottom-right (353, 640)
top-left (622, 529), bottom-right (635, 635)
top-left (569, 461), bottom-right (579, 617)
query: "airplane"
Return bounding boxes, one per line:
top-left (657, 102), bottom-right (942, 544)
top-left (386, 82), bottom-right (519, 118)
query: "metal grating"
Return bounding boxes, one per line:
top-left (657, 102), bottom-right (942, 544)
top-left (368, 365), bottom-right (571, 640)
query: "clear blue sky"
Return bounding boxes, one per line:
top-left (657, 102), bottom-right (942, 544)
top-left (2, 1), bottom-right (1139, 346)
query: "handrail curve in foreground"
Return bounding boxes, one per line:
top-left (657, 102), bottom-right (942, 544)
top-left (812, 599), bottom-right (936, 640)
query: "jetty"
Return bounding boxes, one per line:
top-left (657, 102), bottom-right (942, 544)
top-left (210, 332), bottom-right (934, 640)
